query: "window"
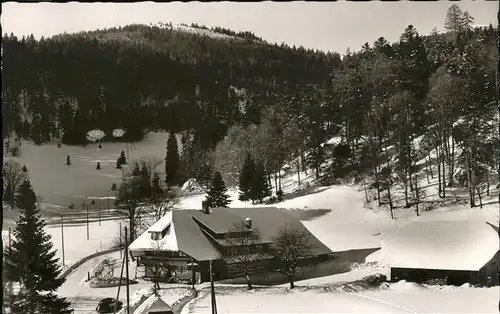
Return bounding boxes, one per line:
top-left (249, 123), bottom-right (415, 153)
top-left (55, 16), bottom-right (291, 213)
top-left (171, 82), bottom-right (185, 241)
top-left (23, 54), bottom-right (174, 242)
top-left (151, 232), bottom-right (161, 241)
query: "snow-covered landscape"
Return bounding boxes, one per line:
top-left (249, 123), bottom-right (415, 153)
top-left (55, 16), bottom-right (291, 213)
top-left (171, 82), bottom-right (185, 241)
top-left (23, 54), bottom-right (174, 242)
top-left (4, 160), bottom-right (497, 312)
top-left (2, 2), bottom-right (498, 314)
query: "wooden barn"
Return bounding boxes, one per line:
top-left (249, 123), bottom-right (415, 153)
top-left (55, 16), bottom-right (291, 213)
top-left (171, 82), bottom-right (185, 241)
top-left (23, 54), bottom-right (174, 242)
top-left (381, 220), bottom-right (499, 286)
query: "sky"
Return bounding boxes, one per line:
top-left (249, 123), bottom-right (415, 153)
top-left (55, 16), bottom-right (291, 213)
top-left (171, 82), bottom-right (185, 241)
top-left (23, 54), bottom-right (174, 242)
top-left (2, 1), bottom-right (498, 53)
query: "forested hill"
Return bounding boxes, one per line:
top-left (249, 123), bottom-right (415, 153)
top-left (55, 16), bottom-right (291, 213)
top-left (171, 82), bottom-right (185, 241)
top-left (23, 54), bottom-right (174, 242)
top-left (2, 22), bottom-right (342, 147)
top-left (1, 10), bottom-right (498, 159)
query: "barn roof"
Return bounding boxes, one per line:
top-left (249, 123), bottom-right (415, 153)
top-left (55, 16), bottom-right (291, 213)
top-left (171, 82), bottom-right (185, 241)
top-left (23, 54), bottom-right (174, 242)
top-left (381, 220), bottom-right (499, 271)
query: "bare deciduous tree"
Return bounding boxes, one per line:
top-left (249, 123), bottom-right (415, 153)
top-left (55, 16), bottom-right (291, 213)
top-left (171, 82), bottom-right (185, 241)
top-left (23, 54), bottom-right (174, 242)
top-left (2, 160), bottom-right (28, 208)
top-left (149, 239), bottom-right (170, 292)
top-left (272, 225), bottom-right (314, 289)
top-left (117, 176), bottom-right (150, 243)
top-left (224, 221), bottom-right (266, 290)
top-left (150, 189), bottom-right (179, 222)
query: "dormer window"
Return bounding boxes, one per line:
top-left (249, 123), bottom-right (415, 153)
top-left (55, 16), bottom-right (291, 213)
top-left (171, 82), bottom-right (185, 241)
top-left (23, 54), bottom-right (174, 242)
top-left (151, 232), bottom-right (161, 241)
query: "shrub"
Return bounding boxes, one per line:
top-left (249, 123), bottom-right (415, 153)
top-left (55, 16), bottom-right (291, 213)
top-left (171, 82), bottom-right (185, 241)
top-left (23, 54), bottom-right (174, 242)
top-left (276, 189), bottom-right (284, 201)
top-left (10, 147), bottom-right (21, 157)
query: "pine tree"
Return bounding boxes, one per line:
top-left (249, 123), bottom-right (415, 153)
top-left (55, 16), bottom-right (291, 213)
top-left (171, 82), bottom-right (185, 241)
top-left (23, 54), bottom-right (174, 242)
top-left (251, 161), bottom-right (272, 204)
top-left (116, 150), bottom-right (126, 169)
top-left (4, 181), bottom-right (71, 314)
top-left (119, 150), bottom-right (127, 165)
top-left (238, 153), bottom-right (256, 201)
top-left (22, 165), bottom-right (28, 172)
top-left (96, 162), bottom-right (101, 170)
top-left (205, 171), bottom-right (231, 208)
top-left (444, 4), bottom-right (464, 33)
top-left (66, 155), bottom-right (71, 166)
top-left (165, 133), bottom-right (180, 186)
top-left (131, 161), bottom-right (141, 177)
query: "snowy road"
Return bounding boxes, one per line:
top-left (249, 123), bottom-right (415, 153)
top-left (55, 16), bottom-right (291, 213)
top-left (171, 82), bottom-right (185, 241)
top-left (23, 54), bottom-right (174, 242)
top-left (189, 289), bottom-right (418, 313)
top-left (58, 251), bottom-right (120, 312)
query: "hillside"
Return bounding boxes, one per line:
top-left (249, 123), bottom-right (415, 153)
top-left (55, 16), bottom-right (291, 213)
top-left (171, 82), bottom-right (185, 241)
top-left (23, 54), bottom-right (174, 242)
top-left (2, 5), bottom-right (498, 219)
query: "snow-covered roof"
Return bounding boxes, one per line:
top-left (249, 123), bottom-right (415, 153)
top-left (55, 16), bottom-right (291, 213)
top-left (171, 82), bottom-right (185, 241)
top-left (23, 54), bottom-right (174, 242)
top-left (148, 212), bottom-right (172, 233)
top-left (133, 293), bottom-right (174, 314)
top-left (381, 220), bottom-right (499, 271)
top-left (129, 211), bottom-right (178, 252)
top-left (325, 136), bottom-right (342, 146)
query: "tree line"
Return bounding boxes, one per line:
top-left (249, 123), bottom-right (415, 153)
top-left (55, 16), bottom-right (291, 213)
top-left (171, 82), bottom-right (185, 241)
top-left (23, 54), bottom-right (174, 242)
top-left (2, 22), bottom-right (341, 149)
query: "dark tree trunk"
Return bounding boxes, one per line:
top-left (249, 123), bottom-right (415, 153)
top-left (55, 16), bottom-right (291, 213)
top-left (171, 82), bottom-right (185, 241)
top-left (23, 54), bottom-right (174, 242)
top-left (437, 145), bottom-right (442, 198)
top-left (476, 186), bottom-right (483, 208)
top-left (364, 179), bottom-right (369, 203)
top-left (486, 173), bottom-right (490, 196)
top-left (245, 272), bottom-right (253, 290)
top-left (274, 174), bottom-right (278, 194)
top-left (428, 155), bottom-right (434, 178)
top-left (404, 172), bottom-right (410, 208)
top-left (441, 145), bottom-right (446, 198)
top-left (296, 159), bottom-right (301, 186)
top-left (301, 151), bottom-right (307, 175)
top-left (387, 179), bottom-right (394, 219)
top-left (467, 158), bottom-right (475, 208)
top-left (449, 136), bottom-right (455, 187)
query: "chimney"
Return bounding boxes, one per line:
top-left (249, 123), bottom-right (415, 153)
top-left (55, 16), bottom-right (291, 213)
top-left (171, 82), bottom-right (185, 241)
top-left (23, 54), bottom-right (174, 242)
top-left (244, 218), bottom-right (252, 230)
top-left (202, 200), bottom-right (210, 214)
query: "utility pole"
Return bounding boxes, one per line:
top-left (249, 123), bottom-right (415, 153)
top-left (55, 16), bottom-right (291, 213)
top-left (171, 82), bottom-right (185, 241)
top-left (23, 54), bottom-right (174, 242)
top-left (124, 227), bottom-right (130, 314)
top-left (113, 248), bottom-right (127, 314)
top-left (8, 227), bottom-right (13, 304)
top-left (86, 198), bottom-right (89, 240)
top-left (119, 222), bottom-right (123, 259)
top-left (210, 259), bottom-right (217, 314)
top-left (98, 198), bottom-right (101, 226)
top-left (61, 216), bottom-right (65, 267)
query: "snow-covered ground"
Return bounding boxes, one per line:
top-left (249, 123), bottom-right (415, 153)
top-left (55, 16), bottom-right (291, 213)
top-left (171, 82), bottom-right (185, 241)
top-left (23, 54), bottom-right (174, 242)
top-left (2, 217), bottom-right (122, 269)
top-left (183, 282), bottom-right (498, 314)
top-left (5, 128), bottom-right (498, 313)
top-left (2, 131), bottom-right (178, 210)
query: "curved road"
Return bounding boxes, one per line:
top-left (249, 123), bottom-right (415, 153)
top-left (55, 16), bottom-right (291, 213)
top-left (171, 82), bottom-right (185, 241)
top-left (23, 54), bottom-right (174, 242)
top-left (58, 251), bottom-right (121, 312)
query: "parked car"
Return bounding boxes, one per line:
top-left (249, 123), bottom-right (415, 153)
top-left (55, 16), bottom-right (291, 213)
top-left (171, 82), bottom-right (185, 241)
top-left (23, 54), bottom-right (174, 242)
top-left (96, 298), bottom-right (123, 313)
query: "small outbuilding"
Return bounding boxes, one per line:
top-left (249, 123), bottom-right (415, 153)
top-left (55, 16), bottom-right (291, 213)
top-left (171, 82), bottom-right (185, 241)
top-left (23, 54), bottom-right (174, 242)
top-left (132, 293), bottom-right (174, 314)
top-left (381, 220), bottom-right (499, 286)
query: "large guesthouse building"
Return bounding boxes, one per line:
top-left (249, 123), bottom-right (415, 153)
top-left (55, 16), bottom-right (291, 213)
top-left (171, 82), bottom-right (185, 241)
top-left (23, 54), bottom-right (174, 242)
top-left (128, 203), bottom-right (332, 283)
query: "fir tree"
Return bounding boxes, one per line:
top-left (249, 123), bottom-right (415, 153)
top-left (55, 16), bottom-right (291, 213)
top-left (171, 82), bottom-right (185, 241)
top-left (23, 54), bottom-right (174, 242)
top-left (119, 150), bottom-right (127, 164)
top-left (238, 153), bottom-right (256, 202)
top-left (96, 162), bottom-right (101, 170)
top-left (116, 150), bottom-right (126, 169)
top-left (251, 161), bottom-right (271, 204)
top-left (131, 161), bottom-right (141, 177)
top-left (205, 171), bottom-right (231, 208)
top-left (4, 181), bottom-right (71, 314)
top-left (66, 155), bottom-right (71, 166)
top-left (165, 133), bottom-right (180, 186)
top-left (444, 4), bottom-right (464, 33)
top-left (22, 165), bottom-right (28, 173)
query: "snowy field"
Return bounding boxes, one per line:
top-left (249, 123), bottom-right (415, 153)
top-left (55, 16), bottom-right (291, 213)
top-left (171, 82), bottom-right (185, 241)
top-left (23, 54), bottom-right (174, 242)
top-left (182, 283), bottom-right (498, 314)
top-left (3, 132), bottom-right (178, 210)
